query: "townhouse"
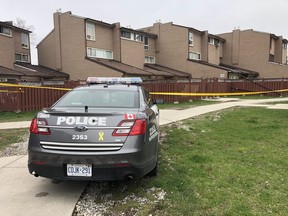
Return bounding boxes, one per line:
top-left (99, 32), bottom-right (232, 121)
top-left (141, 22), bottom-right (263, 79)
top-left (37, 11), bottom-right (191, 81)
top-left (0, 21), bottom-right (68, 83)
top-left (0, 21), bottom-right (30, 69)
top-left (39, 11), bottom-right (262, 81)
top-left (218, 29), bottom-right (288, 78)
top-left (3, 11), bottom-right (287, 83)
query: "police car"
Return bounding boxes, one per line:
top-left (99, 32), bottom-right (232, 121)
top-left (28, 77), bottom-right (159, 181)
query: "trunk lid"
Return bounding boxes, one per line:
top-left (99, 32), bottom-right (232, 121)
top-left (35, 108), bottom-right (139, 152)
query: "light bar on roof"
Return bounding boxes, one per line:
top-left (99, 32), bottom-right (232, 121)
top-left (86, 77), bottom-right (143, 85)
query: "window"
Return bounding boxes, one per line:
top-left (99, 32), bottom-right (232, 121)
top-left (121, 31), bottom-right (144, 42)
top-left (15, 53), bottom-right (30, 62)
top-left (134, 34), bottom-right (143, 42)
top-left (144, 36), bottom-right (149, 50)
top-left (283, 43), bottom-right (287, 50)
top-left (189, 52), bottom-right (201, 60)
top-left (55, 89), bottom-right (138, 108)
top-left (0, 26), bottom-right (12, 36)
top-left (145, 56), bottom-right (156, 64)
top-left (189, 32), bottom-right (193, 45)
top-left (86, 22), bottom-right (95, 40)
top-left (208, 37), bottom-right (214, 45)
top-left (209, 37), bottom-right (220, 47)
top-left (121, 31), bottom-right (131, 39)
top-left (0, 78), bottom-right (8, 82)
top-left (21, 33), bottom-right (29, 48)
top-left (87, 47), bottom-right (113, 59)
top-left (142, 88), bottom-right (153, 106)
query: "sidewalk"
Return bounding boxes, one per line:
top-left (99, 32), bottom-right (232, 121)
top-left (1, 97), bottom-right (288, 216)
top-left (160, 97), bottom-right (288, 125)
top-left (0, 121), bottom-right (31, 129)
top-left (0, 155), bottom-right (87, 216)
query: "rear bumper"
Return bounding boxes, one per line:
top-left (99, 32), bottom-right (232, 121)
top-left (28, 150), bottom-right (156, 181)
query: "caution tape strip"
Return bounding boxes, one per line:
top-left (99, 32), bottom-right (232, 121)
top-left (150, 88), bottom-right (288, 96)
top-left (0, 90), bottom-right (23, 93)
top-left (0, 82), bottom-right (288, 96)
top-left (0, 83), bottom-right (71, 91)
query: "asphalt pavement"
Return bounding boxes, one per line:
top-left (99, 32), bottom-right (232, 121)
top-left (1, 97), bottom-right (288, 216)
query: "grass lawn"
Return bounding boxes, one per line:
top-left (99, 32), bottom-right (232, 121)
top-left (157, 99), bottom-right (219, 110)
top-left (1, 102), bottom-right (288, 215)
top-left (157, 95), bottom-right (283, 110)
top-left (86, 107), bottom-right (288, 215)
top-left (0, 128), bottom-right (29, 150)
top-left (151, 107), bottom-right (288, 215)
top-left (0, 111), bottom-right (37, 122)
top-left (226, 95), bottom-right (278, 100)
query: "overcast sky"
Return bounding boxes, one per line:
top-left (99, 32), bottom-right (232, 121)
top-left (2, 0), bottom-right (287, 64)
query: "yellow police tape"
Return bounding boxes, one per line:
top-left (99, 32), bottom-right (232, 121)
top-left (0, 82), bottom-right (288, 96)
top-left (0, 83), bottom-right (71, 91)
top-left (150, 89), bottom-right (288, 96)
top-left (0, 90), bottom-right (22, 93)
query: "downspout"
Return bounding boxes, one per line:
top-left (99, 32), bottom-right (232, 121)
top-left (84, 19), bottom-right (87, 59)
top-left (57, 14), bottom-right (63, 70)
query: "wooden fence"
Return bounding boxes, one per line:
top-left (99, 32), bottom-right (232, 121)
top-left (143, 78), bottom-right (288, 103)
top-left (0, 81), bottom-right (79, 112)
top-left (1, 78), bottom-right (288, 112)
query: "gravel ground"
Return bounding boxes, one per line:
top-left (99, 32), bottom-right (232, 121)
top-left (72, 132), bottom-right (168, 215)
top-left (0, 133), bottom-right (29, 157)
top-left (73, 182), bottom-right (166, 216)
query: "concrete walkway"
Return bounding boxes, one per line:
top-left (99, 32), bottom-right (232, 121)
top-left (160, 97), bottom-right (288, 125)
top-left (0, 121), bottom-right (31, 129)
top-left (1, 97), bottom-right (288, 216)
top-left (0, 155), bottom-right (86, 216)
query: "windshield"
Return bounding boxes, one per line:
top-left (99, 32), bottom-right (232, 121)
top-left (54, 89), bottom-right (139, 108)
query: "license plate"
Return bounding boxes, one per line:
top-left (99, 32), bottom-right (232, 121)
top-left (67, 164), bottom-right (92, 177)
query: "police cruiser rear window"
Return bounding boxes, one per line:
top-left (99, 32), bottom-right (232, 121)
top-left (54, 89), bottom-right (138, 108)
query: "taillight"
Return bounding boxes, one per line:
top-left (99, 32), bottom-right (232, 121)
top-left (29, 117), bottom-right (51, 135)
top-left (113, 119), bottom-right (146, 136)
top-left (130, 119), bottom-right (146, 135)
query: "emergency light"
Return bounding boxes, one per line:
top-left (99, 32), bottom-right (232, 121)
top-left (86, 77), bottom-right (143, 85)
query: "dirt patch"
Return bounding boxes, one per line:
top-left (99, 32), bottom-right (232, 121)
top-left (73, 181), bottom-right (166, 216)
top-left (0, 134), bottom-right (29, 157)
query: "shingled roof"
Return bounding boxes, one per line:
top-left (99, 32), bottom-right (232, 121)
top-left (0, 63), bottom-right (69, 81)
top-left (87, 57), bottom-right (153, 76)
top-left (187, 59), bottom-right (259, 78)
top-left (144, 64), bottom-right (191, 78)
top-left (219, 63), bottom-right (259, 77)
top-left (87, 57), bottom-right (191, 79)
top-left (15, 62), bottom-right (69, 79)
top-left (0, 65), bottom-right (23, 76)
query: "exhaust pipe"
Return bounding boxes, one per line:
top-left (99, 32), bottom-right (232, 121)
top-left (124, 175), bottom-right (134, 181)
top-left (32, 171), bottom-right (39, 177)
